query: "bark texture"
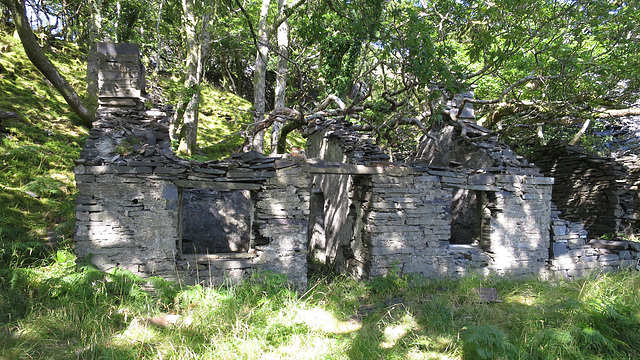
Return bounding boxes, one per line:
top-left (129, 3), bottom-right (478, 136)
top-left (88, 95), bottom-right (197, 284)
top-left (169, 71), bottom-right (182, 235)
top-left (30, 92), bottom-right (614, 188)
top-left (250, 0), bottom-right (271, 153)
top-left (176, 0), bottom-right (208, 155)
top-left (85, 0), bottom-right (103, 118)
top-left (271, 0), bottom-right (289, 154)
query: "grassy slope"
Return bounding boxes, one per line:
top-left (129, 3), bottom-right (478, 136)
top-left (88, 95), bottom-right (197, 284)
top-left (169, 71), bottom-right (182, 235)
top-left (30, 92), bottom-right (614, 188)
top-left (156, 74), bottom-right (306, 161)
top-left (0, 32), bottom-right (87, 263)
top-left (1, 31), bottom-right (640, 360)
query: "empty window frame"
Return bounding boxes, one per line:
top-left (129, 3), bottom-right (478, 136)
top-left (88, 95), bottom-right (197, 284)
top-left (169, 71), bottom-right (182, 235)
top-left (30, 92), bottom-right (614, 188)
top-left (179, 188), bottom-right (252, 254)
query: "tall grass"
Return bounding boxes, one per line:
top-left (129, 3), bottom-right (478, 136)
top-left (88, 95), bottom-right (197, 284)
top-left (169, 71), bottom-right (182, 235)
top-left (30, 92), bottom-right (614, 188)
top-left (2, 251), bottom-right (640, 360)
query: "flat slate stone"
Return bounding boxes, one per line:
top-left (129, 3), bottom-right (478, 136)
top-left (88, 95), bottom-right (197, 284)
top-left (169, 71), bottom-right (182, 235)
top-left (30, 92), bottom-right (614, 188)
top-left (588, 239), bottom-right (628, 250)
top-left (97, 42), bottom-right (140, 55)
top-left (473, 288), bottom-right (501, 303)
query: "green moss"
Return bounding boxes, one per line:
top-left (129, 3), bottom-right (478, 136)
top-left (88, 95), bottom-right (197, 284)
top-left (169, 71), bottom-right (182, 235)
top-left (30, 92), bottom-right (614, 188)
top-left (158, 74), bottom-right (306, 160)
top-left (0, 30), bottom-right (87, 257)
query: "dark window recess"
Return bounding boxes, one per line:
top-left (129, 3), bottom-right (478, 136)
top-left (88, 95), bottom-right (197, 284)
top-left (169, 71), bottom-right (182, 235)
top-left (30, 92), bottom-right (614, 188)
top-left (181, 189), bottom-right (251, 253)
top-left (450, 189), bottom-right (484, 245)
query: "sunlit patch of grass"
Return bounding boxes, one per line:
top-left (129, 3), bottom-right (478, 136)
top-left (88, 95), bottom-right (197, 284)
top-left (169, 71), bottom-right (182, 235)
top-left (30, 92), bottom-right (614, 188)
top-left (113, 319), bottom-right (162, 346)
top-left (380, 312), bottom-right (418, 349)
top-left (196, 85), bottom-right (253, 158)
top-left (3, 251), bottom-right (640, 359)
top-left (295, 306), bottom-right (362, 334)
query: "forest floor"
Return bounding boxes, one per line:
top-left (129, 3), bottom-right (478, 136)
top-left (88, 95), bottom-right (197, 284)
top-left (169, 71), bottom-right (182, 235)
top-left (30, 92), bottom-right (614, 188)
top-left (1, 30), bottom-right (640, 360)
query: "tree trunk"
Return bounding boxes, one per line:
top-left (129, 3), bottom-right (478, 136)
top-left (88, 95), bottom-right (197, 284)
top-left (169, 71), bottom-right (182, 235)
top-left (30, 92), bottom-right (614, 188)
top-left (598, 108), bottom-right (640, 118)
top-left (85, 0), bottom-right (102, 119)
top-left (2, 0), bottom-right (93, 127)
top-left (271, 0), bottom-right (289, 154)
top-left (156, 0), bottom-right (163, 71)
top-left (250, 0), bottom-right (271, 153)
top-left (114, 0), bottom-right (121, 42)
top-left (569, 118), bottom-right (590, 146)
top-left (176, 0), bottom-right (209, 156)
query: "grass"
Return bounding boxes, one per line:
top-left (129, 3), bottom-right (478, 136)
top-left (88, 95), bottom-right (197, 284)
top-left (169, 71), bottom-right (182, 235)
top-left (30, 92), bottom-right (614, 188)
top-left (156, 72), bottom-right (306, 161)
top-left (2, 29), bottom-right (640, 360)
top-left (1, 251), bottom-right (640, 359)
top-left (0, 31), bottom-right (87, 265)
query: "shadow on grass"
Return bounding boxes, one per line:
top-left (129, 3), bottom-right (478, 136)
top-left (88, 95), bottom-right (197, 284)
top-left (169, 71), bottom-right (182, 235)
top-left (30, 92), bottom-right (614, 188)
top-left (340, 271), bottom-right (640, 360)
top-left (2, 256), bottom-right (640, 360)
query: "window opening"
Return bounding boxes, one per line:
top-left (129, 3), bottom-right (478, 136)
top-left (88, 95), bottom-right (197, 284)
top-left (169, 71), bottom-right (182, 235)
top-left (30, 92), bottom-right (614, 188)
top-left (179, 188), bottom-right (252, 254)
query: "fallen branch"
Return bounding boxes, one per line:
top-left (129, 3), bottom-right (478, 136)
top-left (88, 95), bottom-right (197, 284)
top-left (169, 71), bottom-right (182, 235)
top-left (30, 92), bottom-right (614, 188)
top-left (597, 108), bottom-right (640, 118)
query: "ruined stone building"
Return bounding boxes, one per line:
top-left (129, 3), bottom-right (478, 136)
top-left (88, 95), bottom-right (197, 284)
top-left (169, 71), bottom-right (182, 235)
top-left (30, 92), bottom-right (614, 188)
top-left (529, 141), bottom-right (640, 238)
top-left (74, 44), bottom-right (640, 289)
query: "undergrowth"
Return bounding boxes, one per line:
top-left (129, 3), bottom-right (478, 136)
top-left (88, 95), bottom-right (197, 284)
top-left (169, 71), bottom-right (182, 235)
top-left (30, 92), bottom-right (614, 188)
top-left (2, 251), bottom-right (640, 359)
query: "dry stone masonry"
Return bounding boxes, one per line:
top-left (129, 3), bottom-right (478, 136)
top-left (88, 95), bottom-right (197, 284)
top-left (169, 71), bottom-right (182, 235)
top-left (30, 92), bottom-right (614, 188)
top-left (305, 117), bottom-right (555, 279)
top-left (76, 100), bottom-right (310, 287)
top-left (96, 43), bottom-right (146, 107)
top-left (530, 141), bottom-right (640, 237)
top-left (75, 44), bottom-right (640, 289)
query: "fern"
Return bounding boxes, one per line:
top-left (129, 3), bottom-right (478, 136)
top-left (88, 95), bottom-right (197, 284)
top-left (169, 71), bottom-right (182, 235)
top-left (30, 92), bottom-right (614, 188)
top-left (461, 325), bottom-right (519, 360)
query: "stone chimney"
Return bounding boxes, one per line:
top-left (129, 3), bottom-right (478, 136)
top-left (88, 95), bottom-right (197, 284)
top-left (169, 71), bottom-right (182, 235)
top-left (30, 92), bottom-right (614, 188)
top-left (96, 43), bottom-right (145, 108)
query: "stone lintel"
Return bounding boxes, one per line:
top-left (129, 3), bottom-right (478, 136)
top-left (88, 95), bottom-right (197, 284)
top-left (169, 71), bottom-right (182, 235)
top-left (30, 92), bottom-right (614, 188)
top-left (173, 179), bottom-right (263, 190)
top-left (523, 176), bottom-right (555, 185)
top-left (181, 253), bottom-right (258, 262)
top-left (304, 162), bottom-right (412, 176)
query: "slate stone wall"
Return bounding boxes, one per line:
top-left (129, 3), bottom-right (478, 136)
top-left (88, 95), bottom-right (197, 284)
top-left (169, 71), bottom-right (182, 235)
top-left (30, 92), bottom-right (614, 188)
top-left (75, 172), bottom-right (178, 276)
top-left (529, 141), bottom-right (640, 237)
top-left (97, 43), bottom-right (145, 107)
top-left (305, 122), bottom-right (555, 280)
top-left (77, 44), bottom-right (640, 290)
top-left (75, 105), bottom-right (310, 289)
top-left (548, 205), bottom-right (640, 279)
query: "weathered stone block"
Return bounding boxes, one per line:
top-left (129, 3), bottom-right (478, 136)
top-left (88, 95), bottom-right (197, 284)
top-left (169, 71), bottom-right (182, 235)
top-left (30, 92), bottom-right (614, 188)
top-left (599, 254), bottom-right (620, 262)
top-left (552, 225), bottom-right (567, 236)
top-left (163, 186), bottom-right (179, 200)
top-left (468, 174), bottom-right (495, 185)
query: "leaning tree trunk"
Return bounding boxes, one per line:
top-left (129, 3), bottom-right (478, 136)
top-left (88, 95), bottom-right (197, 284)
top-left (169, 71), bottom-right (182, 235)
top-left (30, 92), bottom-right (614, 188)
top-left (2, 0), bottom-right (93, 126)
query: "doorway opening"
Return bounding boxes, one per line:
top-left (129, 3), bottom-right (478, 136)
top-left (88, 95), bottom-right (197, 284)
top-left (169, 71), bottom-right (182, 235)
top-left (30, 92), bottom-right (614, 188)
top-left (450, 188), bottom-right (493, 249)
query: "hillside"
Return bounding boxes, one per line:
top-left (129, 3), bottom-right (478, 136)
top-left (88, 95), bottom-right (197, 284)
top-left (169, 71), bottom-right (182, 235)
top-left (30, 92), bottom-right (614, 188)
top-left (0, 30), bottom-right (259, 261)
top-left (0, 31), bottom-right (86, 260)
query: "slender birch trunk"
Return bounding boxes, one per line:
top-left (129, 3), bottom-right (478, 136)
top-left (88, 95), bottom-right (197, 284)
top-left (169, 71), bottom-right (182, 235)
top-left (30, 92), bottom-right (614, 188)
top-left (86, 0), bottom-right (102, 118)
top-left (177, 0), bottom-right (210, 156)
top-left (271, 0), bottom-right (289, 154)
top-left (251, 0), bottom-right (271, 153)
top-left (177, 0), bottom-right (201, 155)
